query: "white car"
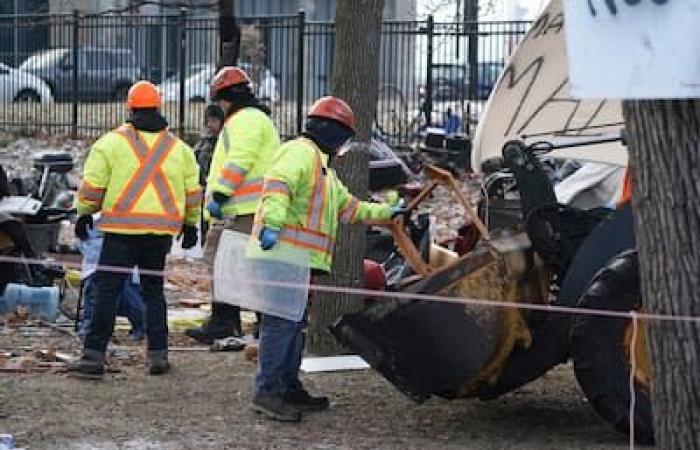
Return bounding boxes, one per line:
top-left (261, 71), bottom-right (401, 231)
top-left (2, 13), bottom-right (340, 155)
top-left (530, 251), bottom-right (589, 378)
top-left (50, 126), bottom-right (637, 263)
top-left (159, 63), bottom-right (279, 104)
top-left (0, 62), bottom-right (53, 103)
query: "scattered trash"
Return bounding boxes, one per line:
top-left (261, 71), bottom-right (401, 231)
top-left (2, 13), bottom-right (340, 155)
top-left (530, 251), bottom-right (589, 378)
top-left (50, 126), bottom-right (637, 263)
top-left (300, 356), bottom-right (370, 373)
top-left (211, 336), bottom-right (246, 352)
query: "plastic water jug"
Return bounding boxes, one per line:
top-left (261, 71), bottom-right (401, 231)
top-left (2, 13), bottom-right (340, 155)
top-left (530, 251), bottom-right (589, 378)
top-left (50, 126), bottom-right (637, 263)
top-left (0, 284), bottom-right (60, 322)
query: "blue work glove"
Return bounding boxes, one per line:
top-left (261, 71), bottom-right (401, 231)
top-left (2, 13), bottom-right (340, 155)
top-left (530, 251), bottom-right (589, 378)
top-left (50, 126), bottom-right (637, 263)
top-left (259, 227), bottom-right (280, 251)
top-left (390, 205), bottom-right (407, 219)
top-left (206, 198), bottom-right (223, 220)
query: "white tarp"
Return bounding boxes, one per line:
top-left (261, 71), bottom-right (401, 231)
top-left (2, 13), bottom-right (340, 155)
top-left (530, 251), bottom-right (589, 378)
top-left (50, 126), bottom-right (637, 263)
top-left (555, 162), bottom-right (625, 210)
top-left (565, 1), bottom-right (700, 99)
top-left (472, 0), bottom-right (628, 172)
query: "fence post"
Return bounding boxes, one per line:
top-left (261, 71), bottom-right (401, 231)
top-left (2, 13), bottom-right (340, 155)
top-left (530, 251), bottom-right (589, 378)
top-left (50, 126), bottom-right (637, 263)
top-left (425, 15), bottom-right (434, 127)
top-left (296, 10), bottom-right (306, 135)
top-left (71, 10), bottom-right (79, 139)
top-left (466, 0), bottom-right (479, 102)
top-left (178, 8), bottom-right (187, 138)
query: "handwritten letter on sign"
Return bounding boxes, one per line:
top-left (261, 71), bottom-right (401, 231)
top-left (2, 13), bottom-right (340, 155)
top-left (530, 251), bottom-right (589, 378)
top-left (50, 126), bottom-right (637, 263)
top-left (564, 0), bottom-right (700, 99)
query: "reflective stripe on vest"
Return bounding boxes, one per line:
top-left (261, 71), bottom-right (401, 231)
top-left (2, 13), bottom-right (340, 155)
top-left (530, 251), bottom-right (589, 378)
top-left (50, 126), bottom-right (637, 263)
top-left (79, 180), bottom-right (106, 204)
top-left (339, 197), bottom-right (360, 224)
top-left (101, 125), bottom-right (182, 232)
top-left (252, 223), bottom-right (335, 256)
top-left (263, 179), bottom-right (290, 197)
top-left (222, 178), bottom-right (264, 206)
top-left (218, 161), bottom-right (247, 192)
top-left (186, 189), bottom-right (203, 208)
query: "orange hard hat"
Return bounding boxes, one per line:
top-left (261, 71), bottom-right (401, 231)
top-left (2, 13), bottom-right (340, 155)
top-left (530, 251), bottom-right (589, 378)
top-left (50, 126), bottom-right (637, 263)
top-left (126, 81), bottom-right (161, 109)
top-left (210, 66), bottom-right (251, 100)
top-left (308, 96), bottom-right (356, 132)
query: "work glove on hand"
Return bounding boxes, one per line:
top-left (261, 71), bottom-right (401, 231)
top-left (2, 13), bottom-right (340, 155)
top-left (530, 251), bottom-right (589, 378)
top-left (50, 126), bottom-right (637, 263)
top-left (259, 227), bottom-right (280, 251)
top-left (75, 215), bottom-right (94, 241)
top-left (180, 224), bottom-right (198, 250)
top-left (390, 205), bottom-right (408, 219)
top-left (206, 198), bottom-right (224, 220)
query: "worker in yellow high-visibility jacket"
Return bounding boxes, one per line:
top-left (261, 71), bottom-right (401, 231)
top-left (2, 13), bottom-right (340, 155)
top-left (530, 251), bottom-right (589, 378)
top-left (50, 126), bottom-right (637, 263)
top-left (184, 66), bottom-right (281, 344)
top-left (68, 81), bottom-right (202, 379)
top-left (249, 96), bottom-right (404, 422)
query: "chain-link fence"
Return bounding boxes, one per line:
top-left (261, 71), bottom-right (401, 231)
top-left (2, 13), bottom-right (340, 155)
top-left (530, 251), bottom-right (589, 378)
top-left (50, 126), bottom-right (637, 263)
top-left (0, 11), bottom-right (529, 145)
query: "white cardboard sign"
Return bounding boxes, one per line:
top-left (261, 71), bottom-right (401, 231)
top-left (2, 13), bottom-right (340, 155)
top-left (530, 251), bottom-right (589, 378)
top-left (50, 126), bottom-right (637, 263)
top-left (564, 0), bottom-right (700, 99)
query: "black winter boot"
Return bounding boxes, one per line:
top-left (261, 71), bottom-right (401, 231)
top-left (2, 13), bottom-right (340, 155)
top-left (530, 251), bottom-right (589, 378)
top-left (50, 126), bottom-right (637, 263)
top-left (252, 393), bottom-right (301, 422)
top-left (284, 390), bottom-right (330, 412)
top-left (67, 356), bottom-right (105, 380)
top-left (184, 302), bottom-right (242, 345)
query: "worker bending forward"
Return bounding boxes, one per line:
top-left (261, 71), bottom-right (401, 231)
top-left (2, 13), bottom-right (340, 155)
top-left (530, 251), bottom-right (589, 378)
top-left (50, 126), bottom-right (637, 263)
top-left (69, 81), bottom-right (201, 378)
top-left (251, 96), bottom-right (403, 421)
top-left (185, 66), bottom-right (280, 343)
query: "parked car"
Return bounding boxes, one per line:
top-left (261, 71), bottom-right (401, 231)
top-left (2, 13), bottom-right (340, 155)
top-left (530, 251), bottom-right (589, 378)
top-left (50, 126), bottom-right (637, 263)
top-left (425, 62), bottom-right (505, 101)
top-left (159, 63), bottom-right (280, 104)
top-left (19, 47), bottom-right (142, 102)
top-left (0, 62), bottom-right (53, 103)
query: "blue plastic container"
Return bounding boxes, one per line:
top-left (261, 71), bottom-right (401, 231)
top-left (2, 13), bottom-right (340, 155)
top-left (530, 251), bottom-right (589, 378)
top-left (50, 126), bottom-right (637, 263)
top-left (0, 284), bottom-right (59, 322)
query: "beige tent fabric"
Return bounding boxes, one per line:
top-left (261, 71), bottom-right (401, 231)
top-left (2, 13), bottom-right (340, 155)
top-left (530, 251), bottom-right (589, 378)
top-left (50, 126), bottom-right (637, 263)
top-left (472, 0), bottom-right (628, 172)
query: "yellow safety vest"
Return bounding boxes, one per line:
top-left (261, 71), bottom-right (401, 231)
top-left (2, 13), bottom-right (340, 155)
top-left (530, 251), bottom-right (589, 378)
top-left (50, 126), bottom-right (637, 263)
top-left (207, 107), bottom-right (281, 217)
top-left (252, 137), bottom-right (392, 272)
top-left (76, 124), bottom-right (202, 236)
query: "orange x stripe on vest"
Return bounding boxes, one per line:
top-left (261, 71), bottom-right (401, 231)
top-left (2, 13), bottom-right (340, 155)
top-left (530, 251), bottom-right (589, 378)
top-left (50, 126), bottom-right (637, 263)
top-left (100, 125), bottom-right (183, 234)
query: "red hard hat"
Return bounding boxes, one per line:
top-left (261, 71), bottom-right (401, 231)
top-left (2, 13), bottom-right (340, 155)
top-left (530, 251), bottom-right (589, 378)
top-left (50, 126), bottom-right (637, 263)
top-left (126, 81), bottom-right (161, 109)
top-left (308, 96), bottom-right (356, 132)
top-left (210, 66), bottom-right (251, 100)
top-left (364, 259), bottom-right (386, 291)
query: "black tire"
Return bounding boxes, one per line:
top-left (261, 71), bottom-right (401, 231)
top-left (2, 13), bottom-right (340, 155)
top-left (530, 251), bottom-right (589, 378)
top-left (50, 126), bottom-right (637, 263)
top-left (13, 89), bottom-right (41, 103)
top-left (571, 250), bottom-right (654, 445)
top-left (190, 96), bottom-right (206, 103)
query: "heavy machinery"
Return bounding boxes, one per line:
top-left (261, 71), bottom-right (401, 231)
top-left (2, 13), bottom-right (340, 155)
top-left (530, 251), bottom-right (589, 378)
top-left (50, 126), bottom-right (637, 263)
top-left (331, 0), bottom-right (653, 444)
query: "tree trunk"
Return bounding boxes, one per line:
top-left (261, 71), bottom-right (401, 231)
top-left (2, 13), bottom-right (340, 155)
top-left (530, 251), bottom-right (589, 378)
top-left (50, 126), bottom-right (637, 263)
top-left (623, 99), bottom-right (700, 449)
top-left (307, 0), bottom-right (385, 355)
top-left (218, 0), bottom-right (240, 70)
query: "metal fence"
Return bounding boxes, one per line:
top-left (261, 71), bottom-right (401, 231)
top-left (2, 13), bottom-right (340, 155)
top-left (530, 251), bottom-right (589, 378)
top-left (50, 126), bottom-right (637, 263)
top-left (0, 11), bottom-right (529, 145)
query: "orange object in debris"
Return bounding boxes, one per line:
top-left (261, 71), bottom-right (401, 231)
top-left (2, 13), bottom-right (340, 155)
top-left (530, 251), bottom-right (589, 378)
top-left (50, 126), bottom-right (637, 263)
top-left (617, 168), bottom-right (633, 209)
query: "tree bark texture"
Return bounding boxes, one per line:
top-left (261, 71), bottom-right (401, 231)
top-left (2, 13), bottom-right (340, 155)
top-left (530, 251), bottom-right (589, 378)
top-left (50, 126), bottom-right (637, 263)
top-left (307, 0), bottom-right (385, 355)
top-left (623, 99), bottom-right (700, 449)
top-left (218, 0), bottom-right (240, 70)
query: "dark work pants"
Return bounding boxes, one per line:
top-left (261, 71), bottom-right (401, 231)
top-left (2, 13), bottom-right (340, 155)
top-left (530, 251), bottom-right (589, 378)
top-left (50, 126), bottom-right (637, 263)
top-left (83, 233), bottom-right (172, 362)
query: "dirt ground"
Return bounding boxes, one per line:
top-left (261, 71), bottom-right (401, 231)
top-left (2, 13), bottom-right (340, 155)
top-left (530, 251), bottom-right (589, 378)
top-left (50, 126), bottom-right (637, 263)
top-left (0, 325), bottom-right (640, 450)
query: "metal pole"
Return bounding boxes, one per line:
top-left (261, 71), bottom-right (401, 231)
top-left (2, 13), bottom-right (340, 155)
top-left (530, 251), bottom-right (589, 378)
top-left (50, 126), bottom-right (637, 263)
top-left (161, 15), bottom-right (167, 84)
top-left (466, 0), bottom-right (478, 101)
top-left (296, 10), bottom-right (306, 135)
top-left (178, 8), bottom-right (187, 137)
top-left (13, 0), bottom-right (19, 67)
top-left (425, 15), bottom-right (434, 127)
top-left (72, 10), bottom-right (80, 140)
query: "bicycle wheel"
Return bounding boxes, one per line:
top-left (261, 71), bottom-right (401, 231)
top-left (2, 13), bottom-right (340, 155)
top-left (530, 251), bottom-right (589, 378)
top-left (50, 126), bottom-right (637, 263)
top-left (375, 85), bottom-right (408, 139)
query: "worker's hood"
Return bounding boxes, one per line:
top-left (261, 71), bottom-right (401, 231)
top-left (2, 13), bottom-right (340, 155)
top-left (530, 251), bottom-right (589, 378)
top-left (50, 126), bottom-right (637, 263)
top-left (472, 0), bottom-right (627, 172)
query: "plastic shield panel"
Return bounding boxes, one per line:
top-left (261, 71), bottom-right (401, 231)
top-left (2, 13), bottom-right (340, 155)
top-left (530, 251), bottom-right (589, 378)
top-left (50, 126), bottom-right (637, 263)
top-left (213, 230), bottom-right (310, 322)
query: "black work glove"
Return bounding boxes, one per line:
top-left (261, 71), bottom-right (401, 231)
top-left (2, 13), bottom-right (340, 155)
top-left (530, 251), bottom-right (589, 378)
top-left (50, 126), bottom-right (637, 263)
top-left (75, 215), bottom-right (94, 241)
top-left (181, 224), bottom-right (198, 250)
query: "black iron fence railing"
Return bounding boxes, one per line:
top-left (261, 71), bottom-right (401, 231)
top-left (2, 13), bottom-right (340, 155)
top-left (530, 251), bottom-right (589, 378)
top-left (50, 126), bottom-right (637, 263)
top-left (0, 11), bottom-right (529, 145)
